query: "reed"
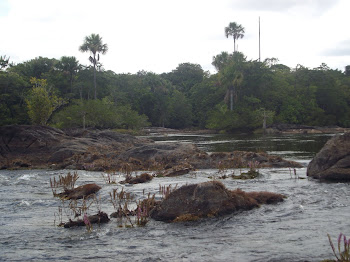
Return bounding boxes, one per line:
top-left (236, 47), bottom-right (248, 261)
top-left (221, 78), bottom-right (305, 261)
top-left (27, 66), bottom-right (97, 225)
top-left (159, 184), bottom-right (177, 200)
top-left (135, 193), bottom-right (156, 226)
top-left (327, 233), bottom-right (350, 262)
top-left (101, 171), bottom-right (118, 184)
top-left (50, 171), bottom-right (79, 196)
top-left (109, 188), bottom-right (135, 227)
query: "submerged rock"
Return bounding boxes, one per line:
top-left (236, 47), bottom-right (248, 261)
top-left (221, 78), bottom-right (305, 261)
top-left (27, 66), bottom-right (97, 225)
top-left (120, 173), bottom-right (153, 184)
top-left (56, 183), bottom-right (101, 200)
top-left (307, 132), bottom-right (350, 181)
top-left (150, 181), bottom-right (284, 222)
top-left (62, 211), bottom-right (110, 228)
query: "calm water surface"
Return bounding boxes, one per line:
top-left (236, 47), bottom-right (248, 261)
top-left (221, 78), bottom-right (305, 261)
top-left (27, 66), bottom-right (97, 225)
top-left (1, 133), bottom-right (348, 261)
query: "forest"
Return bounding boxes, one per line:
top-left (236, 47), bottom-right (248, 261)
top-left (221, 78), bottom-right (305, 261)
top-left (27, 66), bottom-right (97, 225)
top-left (1, 38), bottom-right (350, 133)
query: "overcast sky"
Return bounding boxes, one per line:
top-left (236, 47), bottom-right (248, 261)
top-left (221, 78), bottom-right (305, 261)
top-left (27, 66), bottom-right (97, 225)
top-left (1, 0), bottom-right (349, 74)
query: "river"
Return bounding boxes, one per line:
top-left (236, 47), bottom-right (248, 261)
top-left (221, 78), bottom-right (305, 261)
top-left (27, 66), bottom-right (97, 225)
top-left (1, 132), bottom-right (348, 261)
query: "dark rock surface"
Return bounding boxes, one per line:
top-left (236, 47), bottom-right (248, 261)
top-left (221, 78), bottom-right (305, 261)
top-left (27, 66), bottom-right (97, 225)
top-left (0, 125), bottom-right (301, 171)
top-left (120, 173), bottom-right (153, 184)
top-left (307, 132), bottom-right (350, 181)
top-left (62, 211), bottom-right (110, 228)
top-left (0, 125), bottom-right (148, 170)
top-left (150, 181), bottom-right (284, 222)
top-left (56, 183), bottom-right (101, 200)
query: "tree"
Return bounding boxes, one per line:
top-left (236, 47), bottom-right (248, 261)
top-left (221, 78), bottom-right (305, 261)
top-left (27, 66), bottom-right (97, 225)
top-left (162, 63), bottom-right (205, 95)
top-left (166, 90), bottom-right (193, 128)
top-left (212, 51), bottom-right (231, 72)
top-left (0, 55), bottom-right (10, 70)
top-left (79, 33), bottom-right (108, 99)
top-left (25, 78), bottom-right (63, 125)
top-left (51, 99), bottom-right (150, 130)
top-left (345, 65), bottom-right (350, 76)
top-left (56, 56), bottom-right (80, 93)
top-left (225, 22), bottom-right (245, 52)
top-left (219, 52), bottom-right (246, 111)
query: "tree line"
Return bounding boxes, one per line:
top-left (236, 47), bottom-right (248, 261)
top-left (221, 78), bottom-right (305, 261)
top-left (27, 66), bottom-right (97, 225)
top-left (1, 30), bottom-right (350, 132)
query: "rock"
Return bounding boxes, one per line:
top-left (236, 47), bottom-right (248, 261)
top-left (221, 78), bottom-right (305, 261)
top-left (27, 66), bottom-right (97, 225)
top-left (62, 211), bottom-right (110, 228)
top-left (56, 183), bottom-right (101, 200)
top-left (160, 164), bottom-right (193, 177)
top-left (0, 125), bottom-right (303, 171)
top-left (118, 143), bottom-right (200, 169)
top-left (307, 132), bottom-right (350, 181)
top-left (150, 181), bottom-right (284, 222)
top-left (0, 125), bottom-right (149, 170)
top-left (232, 170), bottom-right (260, 180)
top-left (120, 173), bottom-right (153, 184)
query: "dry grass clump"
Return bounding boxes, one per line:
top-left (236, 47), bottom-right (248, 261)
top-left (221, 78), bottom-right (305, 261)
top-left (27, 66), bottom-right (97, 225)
top-left (50, 171), bottom-right (79, 195)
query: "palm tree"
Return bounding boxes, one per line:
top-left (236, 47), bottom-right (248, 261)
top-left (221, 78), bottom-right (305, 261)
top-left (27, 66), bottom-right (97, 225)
top-left (79, 34), bottom-right (108, 99)
top-left (220, 52), bottom-right (246, 111)
top-left (225, 22), bottom-right (245, 52)
top-left (212, 51), bottom-right (231, 72)
top-left (57, 56), bottom-right (80, 93)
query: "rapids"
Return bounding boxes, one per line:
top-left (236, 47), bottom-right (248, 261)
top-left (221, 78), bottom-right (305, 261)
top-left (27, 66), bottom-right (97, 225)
top-left (1, 133), bottom-right (347, 261)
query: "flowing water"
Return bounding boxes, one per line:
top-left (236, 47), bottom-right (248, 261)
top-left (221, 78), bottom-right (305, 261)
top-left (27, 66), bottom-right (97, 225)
top-left (1, 132), bottom-right (349, 262)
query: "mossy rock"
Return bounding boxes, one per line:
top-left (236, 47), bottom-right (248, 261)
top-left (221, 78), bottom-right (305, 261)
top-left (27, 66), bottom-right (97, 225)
top-left (233, 170), bottom-right (260, 180)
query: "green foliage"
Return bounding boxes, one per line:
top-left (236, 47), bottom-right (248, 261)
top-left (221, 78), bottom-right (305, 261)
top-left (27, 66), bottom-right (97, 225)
top-left (26, 78), bottom-right (63, 125)
top-left (114, 104), bottom-right (150, 130)
top-left (51, 99), bottom-right (149, 130)
top-left (162, 63), bottom-right (205, 94)
top-left (1, 50), bottom-right (350, 131)
top-left (189, 74), bottom-right (225, 128)
top-left (166, 90), bottom-right (193, 129)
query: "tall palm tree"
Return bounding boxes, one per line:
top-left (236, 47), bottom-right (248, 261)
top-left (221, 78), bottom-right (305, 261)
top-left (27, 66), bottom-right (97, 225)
top-left (225, 22), bottom-right (245, 52)
top-left (220, 52), bottom-right (246, 111)
top-left (79, 34), bottom-right (108, 99)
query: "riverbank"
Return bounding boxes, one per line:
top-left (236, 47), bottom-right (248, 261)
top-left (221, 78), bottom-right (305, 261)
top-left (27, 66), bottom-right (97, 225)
top-left (143, 125), bottom-right (349, 136)
top-left (265, 124), bottom-right (349, 134)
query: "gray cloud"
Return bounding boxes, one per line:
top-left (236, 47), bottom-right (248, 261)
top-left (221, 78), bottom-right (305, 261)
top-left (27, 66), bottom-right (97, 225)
top-left (322, 40), bottom-right (350, 56)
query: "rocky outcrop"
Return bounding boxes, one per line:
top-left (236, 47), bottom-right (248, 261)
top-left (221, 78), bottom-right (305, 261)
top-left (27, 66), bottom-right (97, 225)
top-left (0, 125), bottom-right (149, 170)
top-left (0, 125), bottom-right (302, 171)
top-left (150, 181), bottom-right (285, 222)
top-left (307, 132), bottom-right (350, 181)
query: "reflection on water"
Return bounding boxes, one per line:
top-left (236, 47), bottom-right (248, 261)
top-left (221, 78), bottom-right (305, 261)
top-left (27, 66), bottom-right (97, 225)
top-left (147, 132), bottom-right (335, 161)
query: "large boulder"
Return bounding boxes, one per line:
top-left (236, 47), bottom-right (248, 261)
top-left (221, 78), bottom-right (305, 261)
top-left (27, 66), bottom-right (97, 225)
top-left (307, 132), bottom-right (350, 181)
top-left (150, 181), bottom-right (284, 222)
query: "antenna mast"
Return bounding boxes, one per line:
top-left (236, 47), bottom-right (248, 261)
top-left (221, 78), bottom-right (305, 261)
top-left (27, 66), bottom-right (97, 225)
top-left (259, 16), bottom-right (261, 62)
